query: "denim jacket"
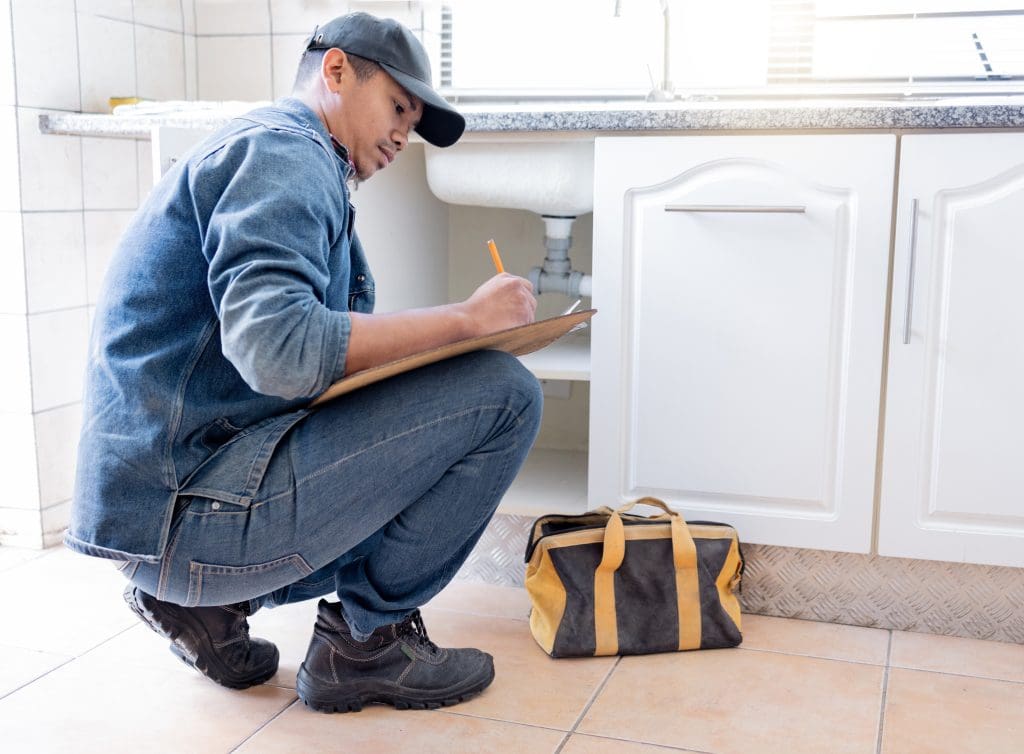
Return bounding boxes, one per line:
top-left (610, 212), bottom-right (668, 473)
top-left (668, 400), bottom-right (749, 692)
top-left (66, 98), bottom-right (374, 562)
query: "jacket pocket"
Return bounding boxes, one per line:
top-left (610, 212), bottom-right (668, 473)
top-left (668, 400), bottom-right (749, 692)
top-left (184, 553), bottom-right (314, 607)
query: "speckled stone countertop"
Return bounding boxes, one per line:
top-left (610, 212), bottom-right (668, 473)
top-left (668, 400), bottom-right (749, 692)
top-left (38, 97), bottom-right (1024, 138)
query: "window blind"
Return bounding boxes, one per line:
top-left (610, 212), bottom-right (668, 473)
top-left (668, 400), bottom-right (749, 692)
top-left (768, 1), bottom-right (1024, 91)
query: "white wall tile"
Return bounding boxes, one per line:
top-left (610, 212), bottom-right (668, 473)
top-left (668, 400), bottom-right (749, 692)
top-left (272, 34), bottom-right (305, 98)
top-left (78, 14), bottom-right (137, 113)
top-left (197, 35), bottom-right (272, 101)
top-left (0, 211), bottom-right (26, 315)
top-left (35, 404), bottom-right (81, 508)
top-left (77, 0), bottom-right (133, 22)
top-left (11, 0), bottom-right (76, 13)
top-left (270, 0), bottom-right (348, 34)
top-left (17, 107), bottom-right (83, 212)
top-left (28, 307), bottom-right (89, 411)
top-left (0, 506), bottom-right (43, 548)
top-left (135, 26), bottom-right (186, 101)
top-left (0, 313), bottom-right (32, 412)
top-left (11, 3), bottom-right (80, 111)
top-left (136, 139), bottom-right (153, 200)
top-left (22, 211), bottom-right (87, 313)
top-left (0, 107), bottom-right (21, 213)
top-left (0, 412), bottom-right (40, 510)
top-left (182, 0), bottom-right (197, 34)
top-left (41, 498), bottom-right (71, 546)
top-left (82, 137), bottom-right (139, 210)
top-left (195, 0), bottom-right (270, 35)
top-left (133, 0), bottom-right (183, 31)
top-left (185, 33), bottom-right (198, 99)
top-left (84, 210), bottom-right (132, 304)
top-left (0, 0), bottom-right (15, 107)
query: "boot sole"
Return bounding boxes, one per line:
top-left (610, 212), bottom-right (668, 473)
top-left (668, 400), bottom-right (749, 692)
top-left (295, 661), bottom-right (495, 713)
top-left (125, 589), bottom-right (278, 690)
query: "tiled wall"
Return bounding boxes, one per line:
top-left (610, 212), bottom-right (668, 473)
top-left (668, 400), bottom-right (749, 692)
top-left (0, 0), bottom-right (438, 547)
top-left (195, 1), bottom-right (440, 103)
top-left (0, 0), bottom-right (174, 548)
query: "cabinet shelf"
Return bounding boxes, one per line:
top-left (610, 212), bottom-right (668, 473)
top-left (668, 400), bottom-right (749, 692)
top-left (517, 334), bottom-right (590, 381)
top-left (497, 447), bottom-right (589, 517)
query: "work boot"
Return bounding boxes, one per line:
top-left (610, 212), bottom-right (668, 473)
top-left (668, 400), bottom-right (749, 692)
top-left (296, 599), bottom-right (495, 713)
top-left (124, 584), bottom-right (279, 689)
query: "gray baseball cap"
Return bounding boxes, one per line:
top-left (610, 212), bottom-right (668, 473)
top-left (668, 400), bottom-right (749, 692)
top-left (306, 12), bottom-right (465, 148)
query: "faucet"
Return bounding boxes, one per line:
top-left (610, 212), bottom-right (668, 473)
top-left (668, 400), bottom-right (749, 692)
top-left (614, 0), bottom-right (674, 101)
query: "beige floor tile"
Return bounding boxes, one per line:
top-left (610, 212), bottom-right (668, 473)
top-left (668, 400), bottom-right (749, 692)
top-left (890, 630), bottom-right (1024, 683)
top-left (881, 668), bottom-right (1024, 754)
top-left (248, 599), bottom-right (321, 689)
top-left (0, 546), bottom-right (136, 654)
top-left (562, 733), bottom-right (702, 753)
top-left (425, 579), bottom-right (533, 621)
top-left (579, 648), bottom-right (883, 754)
top-left (238, 703), bottom-right (567, 753)
top-left (741, 614), bottom-right (889, 665)
top-left (0, 641), bottom-right (295, 753)
top-left (73, 602), bottom-right (317, 692)
top-left (0, 644), bottom-right (70, 698)
top-left (421, 608), bottom-right (617, 730)
top-left (0, 545), bottom-right (49, 573)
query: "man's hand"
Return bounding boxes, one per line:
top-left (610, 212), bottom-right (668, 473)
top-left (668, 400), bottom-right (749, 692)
top-left (344, 273), bottom-right (537, 376)
top-left (460, 273), bottom-right (537, 337)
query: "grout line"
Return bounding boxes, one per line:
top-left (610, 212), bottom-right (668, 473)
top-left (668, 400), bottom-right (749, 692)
top-left (553, 731), bottom-right (572, 752)
top-left (559, 654), bottom-right (622, 745)
top-left (561, 731), bottom-right (715, 753)
top-left (0, 619), bottom-right (139, 702)
top-left (266, 0), bottom-right (275, 99)
top-left (875, 630), bottom-right (894, 754)
top-left (883, 665), bottom-right (1024, 687)
top-left (228, 696), bottom-right (300, 753)
top-left (0, 653), bottom-right (77, 703)
top-left (738, 645), bottom-right (888, 668)
top-left (443, 709), bottom-right (573, 734)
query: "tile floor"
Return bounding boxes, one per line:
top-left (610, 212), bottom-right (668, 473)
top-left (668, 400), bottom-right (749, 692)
top-left (1, 544), bottom-right (1023, 753)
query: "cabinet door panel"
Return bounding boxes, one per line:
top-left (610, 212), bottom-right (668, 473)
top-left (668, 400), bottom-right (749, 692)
top-left (591, 135), bottom-right (895, 552)
top-left (880, 134), bottom-right (1024, 567)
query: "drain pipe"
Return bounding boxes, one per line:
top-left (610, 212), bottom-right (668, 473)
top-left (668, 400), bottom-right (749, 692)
top-left (527, 215), bottom-right (593, 299)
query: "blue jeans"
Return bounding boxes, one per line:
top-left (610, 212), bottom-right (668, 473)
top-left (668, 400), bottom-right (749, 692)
top-left (128, 351), bottom-right (542, 640)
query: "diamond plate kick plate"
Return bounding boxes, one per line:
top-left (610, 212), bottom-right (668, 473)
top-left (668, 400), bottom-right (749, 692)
top-left (456, 513), bottom-right (1024, 644)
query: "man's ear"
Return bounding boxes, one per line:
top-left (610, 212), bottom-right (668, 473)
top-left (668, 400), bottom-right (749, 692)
top-left (321, 48), bottom-right (348, 94)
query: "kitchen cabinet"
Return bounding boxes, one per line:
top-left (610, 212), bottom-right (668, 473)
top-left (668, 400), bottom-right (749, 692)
top-left (878, 133), bottom-right (1024, 568)
top-left (589, 135), bottom-right (896, 552)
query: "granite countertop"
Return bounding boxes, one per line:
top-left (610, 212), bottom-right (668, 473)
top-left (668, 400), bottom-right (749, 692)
top-left (38, 97), bottom-right (1024, 138)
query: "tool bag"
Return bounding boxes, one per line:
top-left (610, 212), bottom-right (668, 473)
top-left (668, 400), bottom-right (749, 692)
top-left (524, 497), bottom-right (744, 657)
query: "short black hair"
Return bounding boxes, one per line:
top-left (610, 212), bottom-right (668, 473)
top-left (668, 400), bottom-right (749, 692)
top-left (292, 49), bottom-right (380, 92)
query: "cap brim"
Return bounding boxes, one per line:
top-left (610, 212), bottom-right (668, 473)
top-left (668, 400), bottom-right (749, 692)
top-left (381, 63), bottom-right (465, 148)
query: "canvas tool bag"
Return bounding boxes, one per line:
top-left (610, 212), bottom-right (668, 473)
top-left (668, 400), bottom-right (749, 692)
top-left (524, 497), bottom-right (744, 658)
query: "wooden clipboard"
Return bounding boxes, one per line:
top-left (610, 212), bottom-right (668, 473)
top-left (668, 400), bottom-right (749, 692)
top-left (309, 308), bottom-right (596, 407)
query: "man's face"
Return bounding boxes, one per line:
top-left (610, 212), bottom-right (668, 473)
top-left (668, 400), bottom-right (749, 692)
top-left (325, 54), bottom-right (422, 181)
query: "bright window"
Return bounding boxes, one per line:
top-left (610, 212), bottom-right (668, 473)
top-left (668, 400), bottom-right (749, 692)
top-left (440, 1), bottom-right (1024, 99)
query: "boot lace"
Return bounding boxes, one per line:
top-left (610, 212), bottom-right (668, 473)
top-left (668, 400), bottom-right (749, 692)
top-left (396, 609), bottom-right (439, 654)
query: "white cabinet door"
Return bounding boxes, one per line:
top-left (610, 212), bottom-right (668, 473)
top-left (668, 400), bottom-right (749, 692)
top-left (879, 133), bottom-right (1024, 568)
top-left (590, 135), bottom-right (895, 552)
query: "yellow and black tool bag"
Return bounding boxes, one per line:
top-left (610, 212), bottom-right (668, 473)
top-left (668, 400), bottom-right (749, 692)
top-left (524, 497), bottom-right (744, 657)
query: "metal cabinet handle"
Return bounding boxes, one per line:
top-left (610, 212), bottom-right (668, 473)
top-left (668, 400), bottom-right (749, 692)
top-left (664, 204), bottom-right (806, 213)
top-left (902, 198), bottom-right (920, 345)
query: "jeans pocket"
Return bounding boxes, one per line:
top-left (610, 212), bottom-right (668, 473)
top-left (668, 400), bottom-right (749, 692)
top-left (184, 553), bottom-right (314, 607)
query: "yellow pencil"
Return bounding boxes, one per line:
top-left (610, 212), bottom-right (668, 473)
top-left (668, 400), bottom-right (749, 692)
top-left (486, 239), bottom-right (505, 274)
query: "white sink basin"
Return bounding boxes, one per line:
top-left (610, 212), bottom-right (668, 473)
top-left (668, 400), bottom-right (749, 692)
top-left (423, 140), bottom-right (594, 216)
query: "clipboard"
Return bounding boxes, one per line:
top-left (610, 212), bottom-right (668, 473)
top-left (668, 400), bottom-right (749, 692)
top-left (309, 308), bottom-right (596, 407)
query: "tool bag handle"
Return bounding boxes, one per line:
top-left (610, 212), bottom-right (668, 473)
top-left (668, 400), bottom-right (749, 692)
top-left (593, 497), bottom-right (700, 654)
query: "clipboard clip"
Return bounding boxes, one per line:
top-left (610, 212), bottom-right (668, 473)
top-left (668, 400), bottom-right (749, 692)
top-left (561, 299), bottom-right (588, 333)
